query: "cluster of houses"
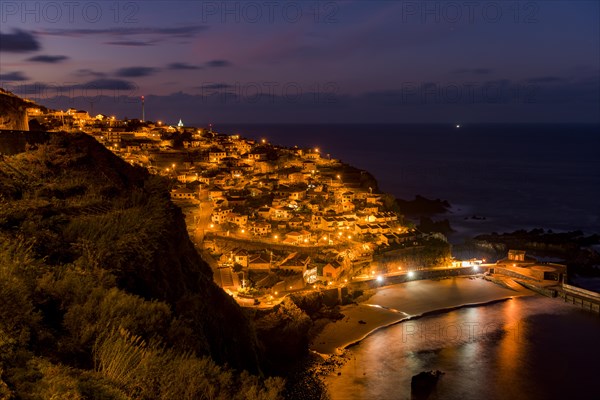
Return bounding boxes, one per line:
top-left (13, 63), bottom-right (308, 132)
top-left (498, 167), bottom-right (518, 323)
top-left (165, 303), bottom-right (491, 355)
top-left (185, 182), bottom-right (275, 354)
top-left (166, 134), bottom-right (412, 249)
top-left (32, 107), bottom-right (420, 286)
top-left (206, 245), bottom-right (346, 283)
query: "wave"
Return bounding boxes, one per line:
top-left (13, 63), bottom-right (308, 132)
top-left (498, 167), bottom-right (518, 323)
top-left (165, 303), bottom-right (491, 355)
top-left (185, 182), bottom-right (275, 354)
top-left (342, 297), bottom-right (515, 352)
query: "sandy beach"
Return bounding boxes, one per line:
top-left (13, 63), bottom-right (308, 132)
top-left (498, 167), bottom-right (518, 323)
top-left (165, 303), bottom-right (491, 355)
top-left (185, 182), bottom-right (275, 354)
top-left (311, 276), bottom-right (533, 355)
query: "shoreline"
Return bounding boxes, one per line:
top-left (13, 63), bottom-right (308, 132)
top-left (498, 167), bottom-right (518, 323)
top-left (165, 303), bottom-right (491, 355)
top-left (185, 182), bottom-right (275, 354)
top-left (341, 297), bottom-right (513, 353)
top-left (310, 276), bottom-right (533, 355)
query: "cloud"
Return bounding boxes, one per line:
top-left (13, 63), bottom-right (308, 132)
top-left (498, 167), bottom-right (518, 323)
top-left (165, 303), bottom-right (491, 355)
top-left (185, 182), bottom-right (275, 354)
top-left (453, 68), bottom-right (493, 75)
top-left (36, 26), bottom-right (208, 39)
top-left (0, 71), bottom-right (29, 81)
top-left (74, 79), bottom-right (137, 91)
top-left (105, 40), bottom-right (156, 47)
top-left (9, 79), bottom-right (136, 96)
top-left (0, 29), bottom-right (41, 53)
top-left (27, 55), bottom-right (69, 63)
top-left (205, 60), bottom-right (232, 68)
top-left (168, 63), bottom-right (203, 70)
top-left (527, 76), bottom-right (566, 84)
top-left (75, 69), bottom-right (107, 78)
top-left (115, 67), bottom-right (159, 78)
top-left (195, 83), bottom-right (232, 90)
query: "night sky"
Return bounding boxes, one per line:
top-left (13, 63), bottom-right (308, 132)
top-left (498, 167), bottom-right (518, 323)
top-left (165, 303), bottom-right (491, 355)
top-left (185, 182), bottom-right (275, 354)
top-left (1, 1), bottom-right (598, 124)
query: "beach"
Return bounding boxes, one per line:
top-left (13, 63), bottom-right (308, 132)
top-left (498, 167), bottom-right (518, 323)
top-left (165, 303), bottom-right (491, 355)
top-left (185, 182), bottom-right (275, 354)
top-left (311, 276), bottom-right (533, 355)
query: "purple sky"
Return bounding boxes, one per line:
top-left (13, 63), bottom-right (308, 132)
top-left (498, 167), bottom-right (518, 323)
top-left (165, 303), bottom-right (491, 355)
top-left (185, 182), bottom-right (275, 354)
top-left (1, 1), bottom-right (598, 124)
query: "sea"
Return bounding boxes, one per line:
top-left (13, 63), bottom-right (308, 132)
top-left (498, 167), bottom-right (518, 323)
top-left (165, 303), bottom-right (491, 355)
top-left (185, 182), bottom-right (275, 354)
top-left (214, 123), bottom-right (600, 243)
top-left (325, 296), bottom-right (600, 400)
top-left (208, 124), bottom-right (600, 398)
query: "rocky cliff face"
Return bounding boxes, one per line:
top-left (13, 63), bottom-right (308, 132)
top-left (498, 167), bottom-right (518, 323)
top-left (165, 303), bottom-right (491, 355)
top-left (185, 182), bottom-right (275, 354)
top-left (0, 89), bottom-right (30, 131)
top-left (0, 132), bottom-right (261, 372)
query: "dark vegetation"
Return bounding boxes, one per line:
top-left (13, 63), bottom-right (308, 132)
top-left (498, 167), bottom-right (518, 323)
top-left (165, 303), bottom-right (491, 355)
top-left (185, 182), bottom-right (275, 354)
top-left (396, 195), bottom-right (450, 216)
top-left (394, 195), bottom-right (452, 234)
top-left (0, 133), bottom-right (286, 399)
top-left (374, 238), bottom-right (452, 270)
top-left (250, 292), bottom-right (338, 400)
top-left (417, 216), bottom-right (453, 234)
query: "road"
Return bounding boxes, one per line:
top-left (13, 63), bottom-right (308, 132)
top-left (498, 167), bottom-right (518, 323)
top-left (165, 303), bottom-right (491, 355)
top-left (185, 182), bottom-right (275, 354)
top-left (192, 199), bottom-right (213, 243)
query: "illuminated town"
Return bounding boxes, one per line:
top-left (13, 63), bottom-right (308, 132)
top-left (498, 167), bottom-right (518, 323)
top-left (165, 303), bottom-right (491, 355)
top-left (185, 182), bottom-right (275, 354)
top-left (1, 1), bottom-right (598, 398)
top-left (22, 104), bottom-right (441, 300)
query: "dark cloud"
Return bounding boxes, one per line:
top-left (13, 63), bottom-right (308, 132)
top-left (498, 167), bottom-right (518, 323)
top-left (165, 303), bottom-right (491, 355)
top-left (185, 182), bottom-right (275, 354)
top-left (13, 79), bottom-right (597, 124)
top-left (27, 55), bottom-right (69, 63)
top-left (105, 40), bottom-right (156, 47)
top-left (10, 79), bottom-right (136, 97)
top-left (483, 79), bottom-right (512, 87)
top-left (195, 83), bottom-right (232, 90)
top-left (206, 60), bottom-right (232, 68)
top-left (527, 76), bottom-right (566, 84)
top-left (76, 69), bottom-right (107, 78)
top-left (453, 68), bottom-right (493, 75)
top-left (522, 76), bottom-right (598, 104)
top-left (36, 26), bottom-right (207, 38)
top-left (0, 71), bottom-right (29, 81)
top-left (168, 63), bottom-right (203, 70)
top-left (74, 79), bottom-right (137, 91)
top-left (115, 67), bottom-right (159, 78)
top-left (0, 29), bottom-right (41, 53)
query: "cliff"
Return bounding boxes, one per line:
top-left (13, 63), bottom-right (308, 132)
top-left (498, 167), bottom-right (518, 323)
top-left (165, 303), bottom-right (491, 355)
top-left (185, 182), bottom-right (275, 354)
top-left (0, 132), bottom-right (284, 398)
top-left (0, 88), bottom-right (30, 131)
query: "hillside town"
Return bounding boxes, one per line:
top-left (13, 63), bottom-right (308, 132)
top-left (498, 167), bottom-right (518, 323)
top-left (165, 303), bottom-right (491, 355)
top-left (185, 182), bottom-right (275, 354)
top-left (19, 104), bottom-right (452, 301)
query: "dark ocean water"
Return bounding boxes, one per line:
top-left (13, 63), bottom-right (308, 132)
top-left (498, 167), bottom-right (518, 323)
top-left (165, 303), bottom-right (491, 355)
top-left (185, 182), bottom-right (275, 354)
top-left (213, 124), bottom-right (600, 241)
top-left (206, 124), bottom-right (600, 398)
top-left (326, 296), bottom-right (600, 400)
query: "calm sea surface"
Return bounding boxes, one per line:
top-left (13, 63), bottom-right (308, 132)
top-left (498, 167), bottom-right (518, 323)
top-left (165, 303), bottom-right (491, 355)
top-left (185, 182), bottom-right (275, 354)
top-left (215, 124), bottom-right (600, 241)
top-left (325, 296), bottom-right (600, 400)
top-left (208, 124), bottom-right (600, 398)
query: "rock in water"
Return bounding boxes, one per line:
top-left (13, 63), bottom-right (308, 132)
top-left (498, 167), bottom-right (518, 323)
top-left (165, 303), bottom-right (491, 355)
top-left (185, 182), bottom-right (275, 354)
top-left (411, 370), bottom-right (444, 399)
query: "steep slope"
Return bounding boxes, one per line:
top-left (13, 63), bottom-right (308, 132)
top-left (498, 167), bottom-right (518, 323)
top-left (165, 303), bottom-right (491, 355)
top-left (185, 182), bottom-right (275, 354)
top-left (0, 132), bottom-right (278, 398)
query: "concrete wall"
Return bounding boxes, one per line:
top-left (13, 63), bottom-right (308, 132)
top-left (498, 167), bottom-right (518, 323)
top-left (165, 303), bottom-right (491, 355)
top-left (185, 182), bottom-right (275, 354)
top-left (349, 266), bottom-right (489, 291)
top-left (0, 93), bottom-right (29, 131)
top-left (494, 266), bottom-right (540, 282)
top-left (515, 281), bottom-right (558, 297)
top-left (557, 290), bottom-right (600, 313)
top-left (562, 283), bottom-right (600, 301)
top-left (0, 130), bottom-right (50, 155)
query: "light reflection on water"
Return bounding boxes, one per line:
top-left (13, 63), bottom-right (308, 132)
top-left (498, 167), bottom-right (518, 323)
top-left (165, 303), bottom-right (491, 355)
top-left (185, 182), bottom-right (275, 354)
top-left (327, 296), bottom-right (600, 400)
